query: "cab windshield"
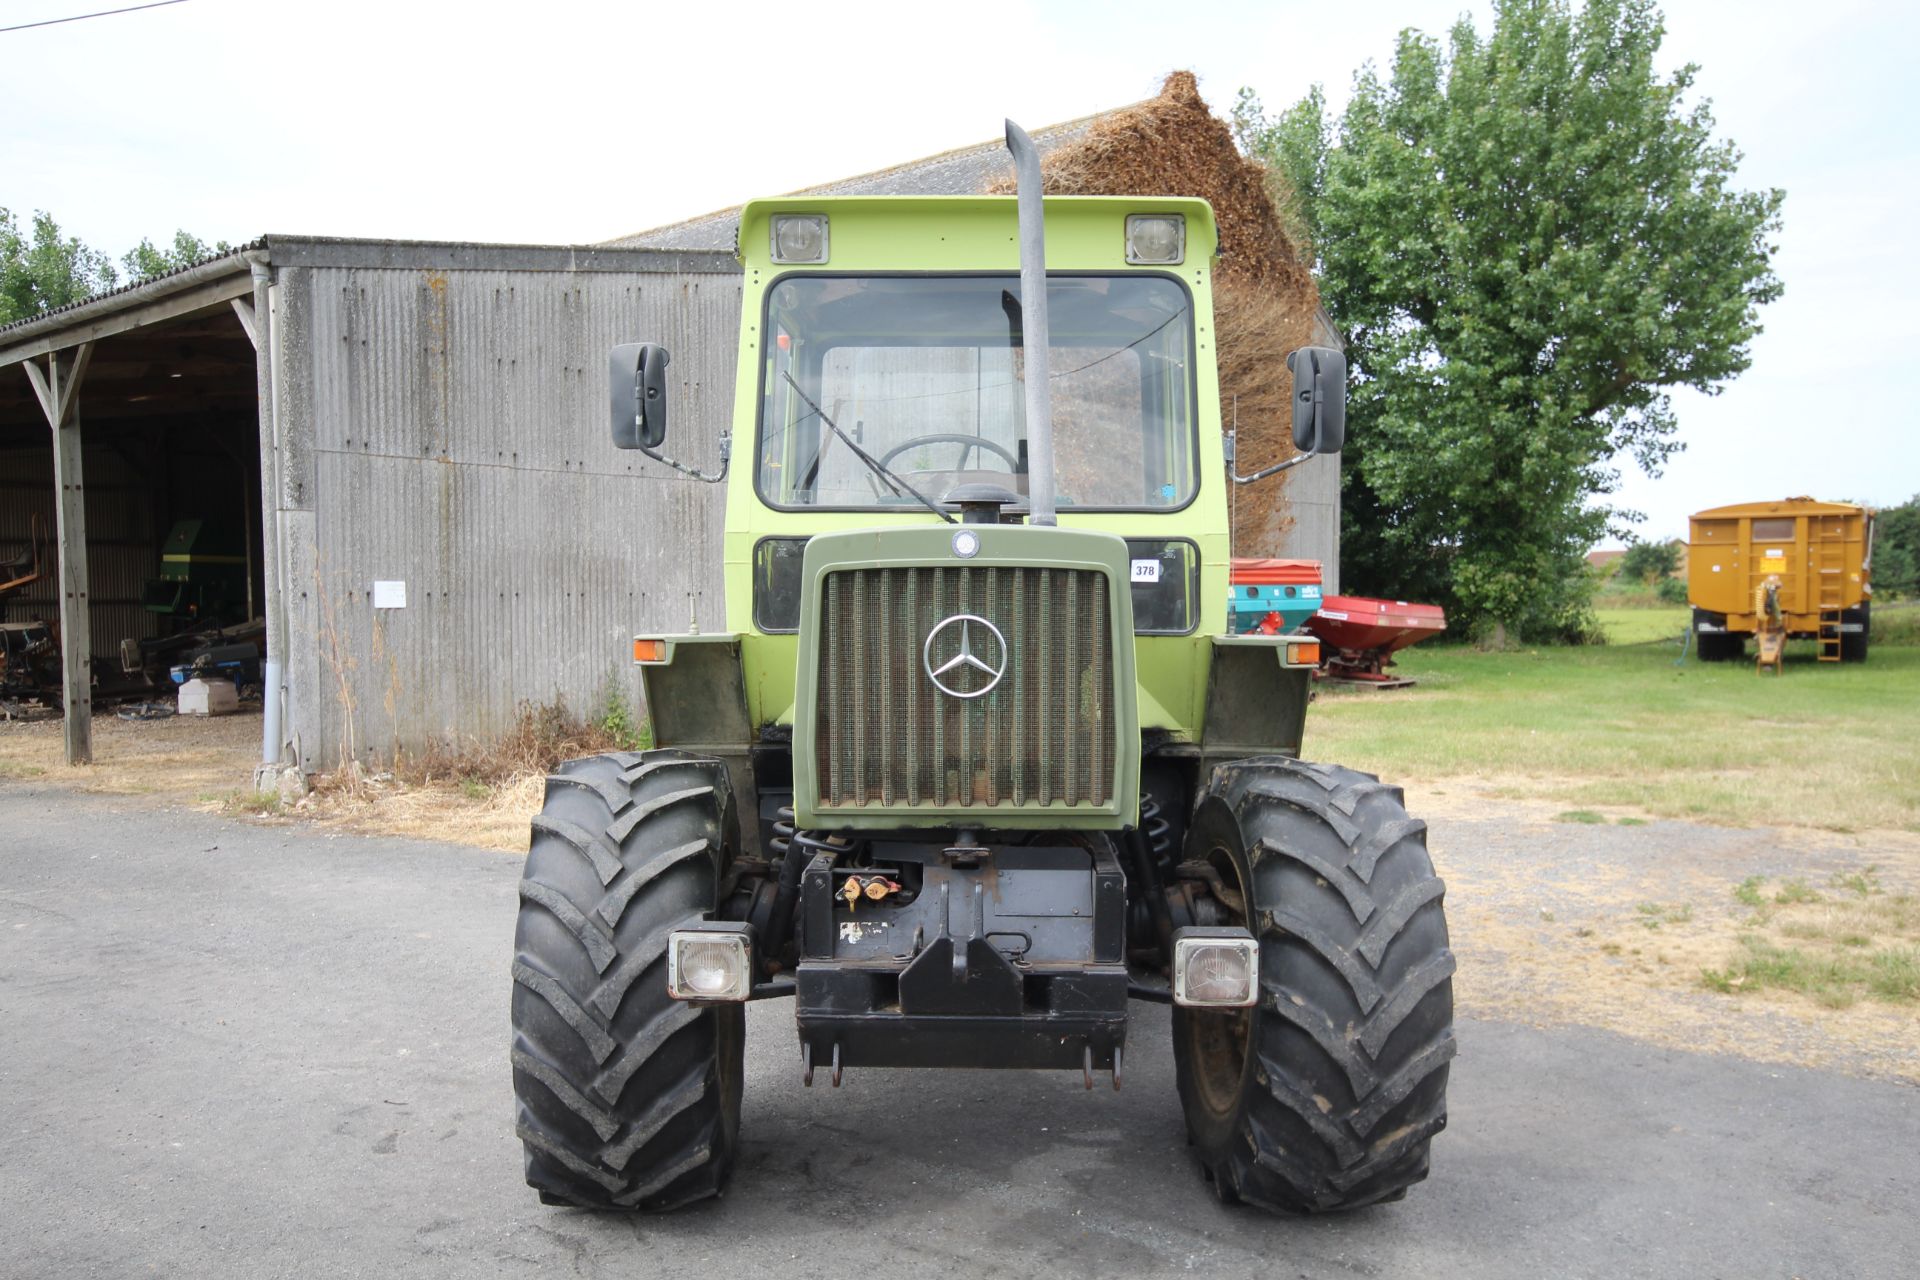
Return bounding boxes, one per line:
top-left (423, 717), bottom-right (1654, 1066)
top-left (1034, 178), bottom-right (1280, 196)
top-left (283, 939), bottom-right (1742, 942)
top-left (756, 275), bottom-right (1196, 512)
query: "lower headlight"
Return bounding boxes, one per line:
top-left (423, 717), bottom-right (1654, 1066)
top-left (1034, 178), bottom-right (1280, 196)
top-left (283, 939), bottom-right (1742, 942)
top-left (1172, 927), bottom-right (1260, 1008)
top-left (666, 923), bottom-right (753, 1002)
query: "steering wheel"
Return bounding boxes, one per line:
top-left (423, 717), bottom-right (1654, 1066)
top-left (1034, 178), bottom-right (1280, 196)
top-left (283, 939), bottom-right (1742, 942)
top-left (877, 433), bottom-right (1019, 473)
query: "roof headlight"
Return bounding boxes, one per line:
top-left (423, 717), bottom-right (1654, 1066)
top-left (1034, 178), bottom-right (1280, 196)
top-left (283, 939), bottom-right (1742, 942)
top-left (771, 214), bottom-right (829, 264)
top-left (1125, 213), bottom-right (1185, 265)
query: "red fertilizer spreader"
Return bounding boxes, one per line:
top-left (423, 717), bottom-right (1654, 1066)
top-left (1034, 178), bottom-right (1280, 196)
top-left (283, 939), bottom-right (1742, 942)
top-left (1303, 595), bottom-right (1447, 688)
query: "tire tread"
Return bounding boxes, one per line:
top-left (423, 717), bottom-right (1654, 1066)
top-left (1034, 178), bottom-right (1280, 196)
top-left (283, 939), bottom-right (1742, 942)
top-left (1178, 756), bottom-right (1454, 1214)
top-left (510, 751), bottom-right (741, 1211)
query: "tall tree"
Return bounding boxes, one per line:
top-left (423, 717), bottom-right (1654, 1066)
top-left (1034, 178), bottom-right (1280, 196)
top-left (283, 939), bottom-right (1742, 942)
top-left (122, 229), bottom-right (231, 282)
top-left (1, 213), bottom-right (232, 325)
top-left (0, 208), bottom-right (120, 326)
top-left (1238, 0), bottom-right (1783, 641)
top-left (1872, 495), bottom-right (1919, 600)
top-left (1620, 539), bottom-right (1681, 584)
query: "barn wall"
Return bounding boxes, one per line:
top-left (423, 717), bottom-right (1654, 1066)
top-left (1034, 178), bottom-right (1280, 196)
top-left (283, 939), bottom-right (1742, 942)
top-left (1277, 453), bottom-right (1340, 595)
top-left (270, 242), bottom-right (740, 771)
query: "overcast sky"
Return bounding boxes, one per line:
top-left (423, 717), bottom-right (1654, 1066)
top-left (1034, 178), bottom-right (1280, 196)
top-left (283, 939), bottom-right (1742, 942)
top-left (4, 0), bottom-right (1914, 541)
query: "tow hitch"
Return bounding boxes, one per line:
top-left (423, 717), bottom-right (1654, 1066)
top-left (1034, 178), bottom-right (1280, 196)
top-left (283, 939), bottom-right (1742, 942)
top-left (790, 832), bottom-right (1129, 1086)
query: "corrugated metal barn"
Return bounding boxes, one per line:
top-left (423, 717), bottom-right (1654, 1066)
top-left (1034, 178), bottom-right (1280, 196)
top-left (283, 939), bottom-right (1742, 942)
top-left (2, 103), bottom-right (1339, 782)
top-left (1, 237), bottom-right (740, 774)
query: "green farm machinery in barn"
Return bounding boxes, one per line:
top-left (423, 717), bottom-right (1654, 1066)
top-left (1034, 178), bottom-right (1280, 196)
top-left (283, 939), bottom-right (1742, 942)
top-left (508, 124), bottom-right (1455, 1215)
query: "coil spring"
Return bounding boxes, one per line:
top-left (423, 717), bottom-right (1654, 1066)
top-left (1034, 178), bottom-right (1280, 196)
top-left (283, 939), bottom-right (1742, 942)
top-left (770, 807), bottom-right (850, 865)
top-left (1140, 794), bottom-right (1174, 874)
top-left (770, 806), bottom-right (796, 858)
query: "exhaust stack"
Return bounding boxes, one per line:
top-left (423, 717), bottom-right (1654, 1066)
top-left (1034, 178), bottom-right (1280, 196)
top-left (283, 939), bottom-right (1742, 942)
top-left (1004, 120), bottom-right (1057, 527)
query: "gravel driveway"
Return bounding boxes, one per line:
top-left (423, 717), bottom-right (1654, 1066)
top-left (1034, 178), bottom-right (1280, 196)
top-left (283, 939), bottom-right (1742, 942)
top-left (1, 784), bottom-right (1914, 1279)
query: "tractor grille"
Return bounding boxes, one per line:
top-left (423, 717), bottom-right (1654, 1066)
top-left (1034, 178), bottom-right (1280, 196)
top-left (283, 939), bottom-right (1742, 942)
top-left (814, 565), bottom-right (1115, 810)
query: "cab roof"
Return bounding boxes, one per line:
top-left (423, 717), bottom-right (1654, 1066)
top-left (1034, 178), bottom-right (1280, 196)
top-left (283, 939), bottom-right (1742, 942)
top-left (735, 195), bottom-right (1218, 274)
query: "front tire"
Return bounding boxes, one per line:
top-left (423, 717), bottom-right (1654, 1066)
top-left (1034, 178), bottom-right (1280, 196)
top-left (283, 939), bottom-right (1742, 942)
top-left (1174, 758), bottom-right (1455, 1213)
top-left (510, 750), bottom-right (745, 1210)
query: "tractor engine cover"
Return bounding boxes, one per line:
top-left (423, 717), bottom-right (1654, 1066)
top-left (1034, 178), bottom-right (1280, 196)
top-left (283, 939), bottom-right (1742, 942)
top-left (794, 837), bottom-right (1128, 1073)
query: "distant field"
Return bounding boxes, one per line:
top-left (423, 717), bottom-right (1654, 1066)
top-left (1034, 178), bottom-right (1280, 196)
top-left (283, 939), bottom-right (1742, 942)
top-left (1307, 615), bottom-right (1920, 833)
top-left (1595, 606), bottom-right (1690, 645)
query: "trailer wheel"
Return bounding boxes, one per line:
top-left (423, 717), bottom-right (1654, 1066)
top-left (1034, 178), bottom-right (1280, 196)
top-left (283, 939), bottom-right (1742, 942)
top-left (1692, 610), bottom-right (1740, 662)
top-left (511, 750), bottom-right (744, 1210)
top-left (1696, 631), bottom-right (1741, 662)
top-left (1174, 757), bottom-right (1454, 1214)
top-left (1840, 604), bottom-right (1870, 663)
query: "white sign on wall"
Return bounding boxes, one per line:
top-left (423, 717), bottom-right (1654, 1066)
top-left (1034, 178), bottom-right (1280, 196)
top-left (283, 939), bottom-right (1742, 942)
top-left (373, 580), bottom-right (407, 609)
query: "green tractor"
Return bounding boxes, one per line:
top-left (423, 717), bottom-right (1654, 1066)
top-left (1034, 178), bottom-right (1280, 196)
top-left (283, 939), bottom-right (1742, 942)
top-left (509, 124), bottom-right (1454, 1215)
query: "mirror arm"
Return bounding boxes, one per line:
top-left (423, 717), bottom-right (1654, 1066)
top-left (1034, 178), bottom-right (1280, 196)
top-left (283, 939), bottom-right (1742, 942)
top-left (1229, 449), bottom-right (1314, 486)
top-left (636, 426), bottom-right (731, 484)
top-left (1224, 426), bottom-right (1322, 486)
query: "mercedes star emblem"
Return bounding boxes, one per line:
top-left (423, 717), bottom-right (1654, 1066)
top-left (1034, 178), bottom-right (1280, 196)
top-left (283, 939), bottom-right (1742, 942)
top-left (922, 614), bottom-right (1008, 699)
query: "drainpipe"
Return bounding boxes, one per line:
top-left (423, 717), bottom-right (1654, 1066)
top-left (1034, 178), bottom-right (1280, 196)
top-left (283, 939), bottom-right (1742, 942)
top-left (1004, 120), bottom-right (1057, 528)
top-left (245, 250), bottom-right (284, 786)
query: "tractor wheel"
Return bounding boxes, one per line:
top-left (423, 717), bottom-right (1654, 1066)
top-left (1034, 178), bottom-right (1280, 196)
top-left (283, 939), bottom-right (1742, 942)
top-left (1840, 604), bottom-right (1870, 663)
top-left (510, 750), bottom-right (745, 1210)
top-left (1173, 757), bottom-right (1454, 1214)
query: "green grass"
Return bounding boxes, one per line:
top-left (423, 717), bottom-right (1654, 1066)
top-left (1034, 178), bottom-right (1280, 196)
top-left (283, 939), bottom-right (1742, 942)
top-left (1830, 866), bottom-right (1883, 898)
top-left (595, 681), bottom-right (651, 753)
top-left (1702, 872), bottom-right (1919, 1008)
top-left (1594, 606), bottom-right (1691, 645)
top-left (213, 789), bottom-right (284, 817)
top-left (1875, 603), bottom-right (1920, 648)
top-left (1556, 809), bottom-right (1607, 824)
top-left (1701, 937), bottom-right (1920, 1008)
top-left (1773, 878), bottom-right (1822, 905)
top-left (1308, 629), bottom-right (1920, 832)
top-left (1636, 901), bottom-right (1694, 930)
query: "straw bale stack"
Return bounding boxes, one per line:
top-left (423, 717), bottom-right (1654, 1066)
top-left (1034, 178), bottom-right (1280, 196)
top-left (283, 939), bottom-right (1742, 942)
top-left (989, 71), bottom-right (1324, 555)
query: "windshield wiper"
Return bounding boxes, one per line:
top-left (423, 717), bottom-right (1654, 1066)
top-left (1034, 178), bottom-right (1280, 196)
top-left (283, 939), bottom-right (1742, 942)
top-left (780, 371), bottom-right (956, 524)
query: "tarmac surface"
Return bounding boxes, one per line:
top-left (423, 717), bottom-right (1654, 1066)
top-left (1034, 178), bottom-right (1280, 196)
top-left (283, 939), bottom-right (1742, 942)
top-left (1, 784), bottom-right (1914, 1279)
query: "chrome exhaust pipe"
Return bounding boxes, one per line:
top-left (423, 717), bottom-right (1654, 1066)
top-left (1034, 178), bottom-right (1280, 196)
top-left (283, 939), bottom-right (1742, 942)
top-left (1004, 119), bottom-right (1057, 528)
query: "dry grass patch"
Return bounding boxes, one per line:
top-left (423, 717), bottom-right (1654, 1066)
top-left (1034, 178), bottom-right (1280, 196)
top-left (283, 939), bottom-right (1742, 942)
top-left (0, 708), bottom-right (258, 796)
top-left (1700, 869), bottom-right (1920, 1009)
top-left (1436, 817), bottom-right (1920, 1082)
top-left (294, 697), bottom-right (646, 853)
top-left (0, 687), bottom-right (647, 857)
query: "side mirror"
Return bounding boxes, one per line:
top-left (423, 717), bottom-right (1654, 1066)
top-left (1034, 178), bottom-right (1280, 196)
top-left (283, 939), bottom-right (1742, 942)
top-left (1286, 345), bottom-right (1346, 455)
top-left (609, 343), bottom-right (671, 450)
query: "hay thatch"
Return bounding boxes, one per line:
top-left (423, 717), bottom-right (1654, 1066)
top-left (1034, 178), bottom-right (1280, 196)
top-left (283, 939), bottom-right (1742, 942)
top-left (989, 71), bottom-right (1323, 555)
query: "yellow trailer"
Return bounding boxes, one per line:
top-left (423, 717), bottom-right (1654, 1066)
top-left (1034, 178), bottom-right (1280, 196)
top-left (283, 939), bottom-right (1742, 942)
top-left (1688, 498), bottom-right (1874, 663)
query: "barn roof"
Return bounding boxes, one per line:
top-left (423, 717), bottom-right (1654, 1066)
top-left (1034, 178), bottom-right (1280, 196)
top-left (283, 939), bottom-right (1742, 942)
top-left (603, 107), bottom-right (1127, 252)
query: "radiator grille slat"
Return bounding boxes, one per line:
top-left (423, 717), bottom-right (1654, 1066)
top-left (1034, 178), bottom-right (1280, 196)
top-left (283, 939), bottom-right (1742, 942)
top-left (815, 565), bottom-right (1114, 811)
